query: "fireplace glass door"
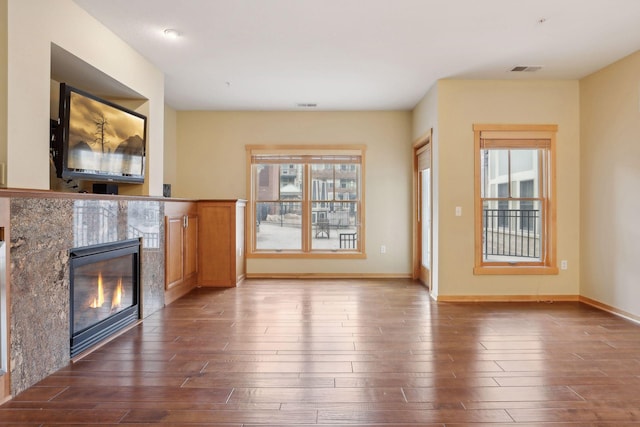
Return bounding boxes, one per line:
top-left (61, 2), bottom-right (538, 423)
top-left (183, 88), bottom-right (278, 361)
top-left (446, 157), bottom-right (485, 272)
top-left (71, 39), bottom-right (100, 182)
top-left (70, 239), bottom-right (140, 357)
top-left (73, 254), bottom-right (135, 333)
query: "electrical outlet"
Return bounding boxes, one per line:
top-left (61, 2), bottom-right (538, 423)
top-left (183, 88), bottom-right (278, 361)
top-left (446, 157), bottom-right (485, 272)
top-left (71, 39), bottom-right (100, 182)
top-left (455, 206), bottom-right (462, 216)
top-left (380, 245), bottom-right (386, 254)
top-left (560, 260), bottom-right (568, 270)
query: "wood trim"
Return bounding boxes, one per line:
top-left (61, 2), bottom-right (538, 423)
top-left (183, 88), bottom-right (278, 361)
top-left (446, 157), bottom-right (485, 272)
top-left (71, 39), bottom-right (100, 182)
top-left (245, 273), bottom-right (412, 280)
top-left (245, 144), bottom-right (367, 154)
top-left (246, 149), bottom-right (255, 256)
top-left (438, 294), bottom-right (579, 302)
top-left (0, 188), bottom-right (169, 201)
top-left (197, 199), bottom-right (247, 203)
top-left (473, 266), bottom-right (559, 275)
top-left (412, 129), bottom-right (432, 282)
top-left (579, 296), bottom-right (640, 325)
top-left (472, 124), bottom-right (558, 132)
top-left (473, 124), bottom-right (558, 274)
top-left (248, 251), bottom-right (366, 259)
top-left (359, 148), bottom-right (367, 257)
top-left (473, 127), bottom-right (483, 269)
top-left (0, 190), bottom-right (236, 204)
top-left (548, 131), bottom-right (558, 270)
top-left (413, 129), bottom-right (433, 149)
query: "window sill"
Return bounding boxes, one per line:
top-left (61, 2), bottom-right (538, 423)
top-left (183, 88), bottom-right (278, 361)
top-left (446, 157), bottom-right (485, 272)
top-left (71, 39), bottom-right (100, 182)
top-left (473, 265), bottom-right (559, 275)
top-left (248, 251), bottom-right (367, 260)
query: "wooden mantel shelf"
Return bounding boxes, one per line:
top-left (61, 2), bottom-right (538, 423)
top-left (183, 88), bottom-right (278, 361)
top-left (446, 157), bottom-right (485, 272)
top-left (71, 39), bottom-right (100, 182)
top-left (0, 187), bottom-right (181, 202)
top-left (0, 188), bottom-right (248, 204)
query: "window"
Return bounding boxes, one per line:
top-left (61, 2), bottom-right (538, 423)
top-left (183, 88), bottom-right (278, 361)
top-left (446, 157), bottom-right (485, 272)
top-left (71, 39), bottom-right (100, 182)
top-left (473, 124), bottom-right (557, 274)
top-left (246, 145), bottom-right (365, 258)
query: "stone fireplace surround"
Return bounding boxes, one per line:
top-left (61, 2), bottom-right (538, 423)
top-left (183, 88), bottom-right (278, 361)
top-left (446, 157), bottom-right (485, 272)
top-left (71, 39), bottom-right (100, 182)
top-left (6, 191), bottom-right (165, 396)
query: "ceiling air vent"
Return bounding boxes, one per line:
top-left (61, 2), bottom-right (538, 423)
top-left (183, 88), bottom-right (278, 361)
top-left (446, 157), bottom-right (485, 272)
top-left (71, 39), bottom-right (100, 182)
top-left (296, 103), bottom-right (318, 108)
top-left (510, 65), bottom-right (542, 72)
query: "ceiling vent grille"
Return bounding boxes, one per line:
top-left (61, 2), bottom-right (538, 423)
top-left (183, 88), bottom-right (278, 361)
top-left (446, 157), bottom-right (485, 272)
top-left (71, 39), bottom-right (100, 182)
top-left (296, 103), bottom-right (318, 108)
top-left (511, 65), bottom-right (542, 72)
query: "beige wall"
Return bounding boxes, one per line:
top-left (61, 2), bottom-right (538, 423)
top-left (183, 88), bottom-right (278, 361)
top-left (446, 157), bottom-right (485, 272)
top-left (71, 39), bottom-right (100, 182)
top-left (412, 83), bottom-right (438, 141)
top-left (580, 51), bottom-right (640, 316)
top-left (0, 0), bottom-right (6, 186)
top-left (163, 104), bottom-right (178, 192)
top-left (411, 83), bottom-right (440, 296)
top-left (7, 0), bottom-right (164, 195)
top-left (176, 111), bottom-right (414, 276)
top-left (414, 80), bottom-right (581, 298)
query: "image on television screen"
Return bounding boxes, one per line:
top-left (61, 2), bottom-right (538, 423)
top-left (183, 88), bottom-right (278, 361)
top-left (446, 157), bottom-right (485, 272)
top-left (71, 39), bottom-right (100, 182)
top-left (66, 89), bottom-right (145, 180)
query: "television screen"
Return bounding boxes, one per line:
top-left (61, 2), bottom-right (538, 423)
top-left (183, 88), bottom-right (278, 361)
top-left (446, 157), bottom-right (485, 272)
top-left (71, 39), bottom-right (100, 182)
top-left (58, 83), bottom-right (146, 183)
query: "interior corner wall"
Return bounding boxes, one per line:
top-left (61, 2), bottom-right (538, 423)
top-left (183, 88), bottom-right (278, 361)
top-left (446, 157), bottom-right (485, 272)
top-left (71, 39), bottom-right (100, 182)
top-left (163, 104), bottom-right (178, 191)
top-left (0, 0), bottom-right (7, 187)
top-left (431, 79), bottom-right (581, 298)
top-left (6, 0), bottom-right (164, 195)
top-left (580, 50), bottom-right (640, 317)
top-left (176, 110), bottom-right (413, 276)
top-left (412, 83), bottom-right (439, 298)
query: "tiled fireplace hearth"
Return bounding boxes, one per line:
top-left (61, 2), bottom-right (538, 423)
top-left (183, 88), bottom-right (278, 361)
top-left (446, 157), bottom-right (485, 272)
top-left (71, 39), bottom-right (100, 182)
top-left (8, 194), bottom-right (164, 396)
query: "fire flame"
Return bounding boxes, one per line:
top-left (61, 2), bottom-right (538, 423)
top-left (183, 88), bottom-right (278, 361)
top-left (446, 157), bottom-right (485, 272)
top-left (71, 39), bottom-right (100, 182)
top-left (112, 278), bottom-right (124, 309)
top-left (89, 272), bottom-right (105, 308)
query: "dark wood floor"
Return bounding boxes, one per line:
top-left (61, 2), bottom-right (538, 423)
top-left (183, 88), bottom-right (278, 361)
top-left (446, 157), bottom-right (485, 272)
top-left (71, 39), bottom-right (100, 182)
top-left (3, 279), bottom-right (640, 426)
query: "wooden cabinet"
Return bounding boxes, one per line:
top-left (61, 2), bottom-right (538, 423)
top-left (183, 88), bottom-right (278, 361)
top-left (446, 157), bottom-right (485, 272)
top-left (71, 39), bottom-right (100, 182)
top-left (164, 201), bottom-right (198, 304)
top-left (197, 199), bottom-right (246, 287)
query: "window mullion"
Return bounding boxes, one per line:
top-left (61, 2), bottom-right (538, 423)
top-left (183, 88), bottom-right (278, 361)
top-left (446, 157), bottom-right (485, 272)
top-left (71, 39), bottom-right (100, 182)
top-left (537, 152), bottom-right (546, 263)
top-left (538, 199), bottom-right (549, 267)
top-left (507, 150), bottom-right (512, 198)
top-left (302, 163), bottom-right (311, 253)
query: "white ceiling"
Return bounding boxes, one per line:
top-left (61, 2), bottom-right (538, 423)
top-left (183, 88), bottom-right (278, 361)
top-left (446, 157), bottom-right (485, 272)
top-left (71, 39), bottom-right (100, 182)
top-left (73, 0), bottom-right (640, 111)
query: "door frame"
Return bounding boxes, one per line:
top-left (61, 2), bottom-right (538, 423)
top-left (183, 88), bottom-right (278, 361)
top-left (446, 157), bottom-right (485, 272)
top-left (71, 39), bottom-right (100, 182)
top-left (412, 129), bottom-right (433, 288)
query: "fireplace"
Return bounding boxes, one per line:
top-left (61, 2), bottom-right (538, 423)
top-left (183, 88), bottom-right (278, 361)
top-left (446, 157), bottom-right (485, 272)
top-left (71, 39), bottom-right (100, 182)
top-left (69, 238), bottom-right (141, 358)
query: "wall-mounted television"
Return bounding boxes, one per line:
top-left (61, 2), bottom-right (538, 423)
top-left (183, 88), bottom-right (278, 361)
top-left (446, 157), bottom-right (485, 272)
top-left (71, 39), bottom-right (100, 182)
top-left (52, 83), bottom-right (147, 184)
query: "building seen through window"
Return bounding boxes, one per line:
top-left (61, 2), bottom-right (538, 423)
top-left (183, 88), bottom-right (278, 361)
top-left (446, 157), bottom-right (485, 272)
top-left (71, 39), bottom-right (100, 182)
top-left (247, 146), bottom-right (365, 256)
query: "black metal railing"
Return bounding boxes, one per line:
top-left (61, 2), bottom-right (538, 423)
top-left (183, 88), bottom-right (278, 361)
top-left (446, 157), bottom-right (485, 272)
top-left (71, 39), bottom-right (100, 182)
top-left (483, 209), bottom-right (540, 259)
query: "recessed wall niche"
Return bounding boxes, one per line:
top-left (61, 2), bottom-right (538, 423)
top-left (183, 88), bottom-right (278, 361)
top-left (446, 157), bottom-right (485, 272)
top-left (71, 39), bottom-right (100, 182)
top-left (49, 44), bottom-right (149, 194)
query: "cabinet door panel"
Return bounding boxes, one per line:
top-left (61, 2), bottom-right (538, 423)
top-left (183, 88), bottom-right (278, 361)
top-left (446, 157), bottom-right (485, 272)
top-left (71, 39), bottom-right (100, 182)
top-left (165, 216), bottom-right (184, 289)
top-left (199, 205), bottom-right (232, 285)
top-left (184, 215), bottom-right (198, 279)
